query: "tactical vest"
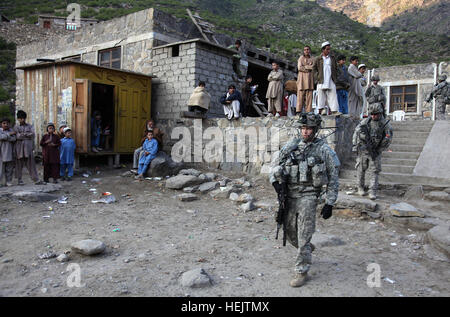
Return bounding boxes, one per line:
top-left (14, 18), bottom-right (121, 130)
top-left (360, 118), bottom-right (386, 148)
top-left (283, 140), bottom-right (329, 188)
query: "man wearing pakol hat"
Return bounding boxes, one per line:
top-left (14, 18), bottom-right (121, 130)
top-left (312, 41), bottom-right (341, 116)
top-left (427, 74), bottom-right (449, 120)
top-left (60, 127), bottom-right (76, 181)
top-left (365, 74), bottom-right (386, 118)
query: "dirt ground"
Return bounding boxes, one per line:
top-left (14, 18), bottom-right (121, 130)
top-left (0, 162), bottom-right (449, 297)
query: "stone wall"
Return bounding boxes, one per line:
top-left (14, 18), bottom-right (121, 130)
top-left (155, 116), bottom-right (358, 177)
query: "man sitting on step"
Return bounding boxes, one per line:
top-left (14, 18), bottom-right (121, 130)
top-left (352, 104), bottom-right (393, 200)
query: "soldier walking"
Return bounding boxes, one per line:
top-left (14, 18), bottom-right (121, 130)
top-left (427, 74), bottom-right (449, 120)
top-left (365, 75), bottom-right (386, 118)
top-left (270, 113), bottom-right (340, 287)
top-left (352, 104), bottom-right (393, 200)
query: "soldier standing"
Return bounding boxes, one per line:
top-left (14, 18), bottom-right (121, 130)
top-left (426, 74), bottom-right (449, 120)
top-left (365, 75), bottom-right (386, 118)
top-left (270, 113), bottom-right (340, 287)
top-left (352, 104), bottom-right (393, 200)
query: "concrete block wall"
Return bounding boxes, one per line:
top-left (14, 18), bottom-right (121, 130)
top-left (151, 41), bottom-right (234, 120)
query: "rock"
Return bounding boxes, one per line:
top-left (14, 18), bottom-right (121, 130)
top-left (56, 254), bottom-right (69, 262)
top-left (71, 239), bottom-right (106, 256)
top-left (335, 194), bottom-right (378, 212)
top-left (12, 191), bottom-right (59, 202)
top-left (424, 244), bottom-right (449, 262)
top-left (237, 193), bottom-right (254, 203)
top-left (384, 215), bottom-right (442, 231)
top-left (1, 258), bottom-right (13, 263)
top-left (180, 268), bottom-right (213, 288)
top-left (311, 233), bottom-right (345, 247)
top-left (121, 171), bottom-right (133, 177)
top-left (179, 169), bottom-right (201, 177)
top-left (198, 174), bottom-right (207, 181)
top-left (183, 186), bottom-right (198, 193)
top-left (424, 191), bottom-right (450, 202)
top-left (403, 185), bottom-right (424, 201)
top-left (254, 200), bottom-right (277, 210)
top-left (209, 185), bottom-right (241, 199)
top-left (427, 225), bottom-right (450, 258)
top-left (177, 193), bottom-right (199, 202)
top-left (38, 251), bottom-right (57, 259)
top-left (219, 179), bottom-right (230, 187)
top-left (444, 188), bottom-right (450, 195)
top-left (389, 202), bottom-right (425, 218)
top-left (241, 201), bottom-right (256, 212)
top-left (232, 177), bottom-right (246, 185)
top-left (198, 181), bottom-right (219, 193)
top-left (334, 208), bottom-right (361, 218)
top-left (367, 211), bottom-right (382, 219)
top-left (148, 152), bottom-right (183, 177)
top-left (242, 181), bottom-right (252, 188)
top-left (165, 175), bottom-right (203, 190)
top-left (229, 192), bottom-right (239, 201)
top-left (205, 173), bottom-right (216, 180)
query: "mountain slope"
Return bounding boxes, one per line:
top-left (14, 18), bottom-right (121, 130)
top-left (0, 0), bottom-right (448, 68)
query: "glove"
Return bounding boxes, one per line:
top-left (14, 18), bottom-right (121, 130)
top-left (321, 204), bottom-right (333, 219)
top-left (272, 182), bottom-right (282, 194)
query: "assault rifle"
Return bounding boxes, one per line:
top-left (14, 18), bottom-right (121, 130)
top-left (360, 120), bottom-right (390, 160)
top-left (275, 178), bottom-right (288, 247)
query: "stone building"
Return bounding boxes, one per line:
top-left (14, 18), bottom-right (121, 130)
top-left (366, 61), bottom-right (450, 120)
top-left (38, 15), bottom-right (98, 31)
top-left (16, 8), bottom-right (296, 122)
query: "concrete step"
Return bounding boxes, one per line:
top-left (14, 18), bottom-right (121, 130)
top-left (382, 158), bottom-right (417, 166)
top-left (391, 121), bottom-right (434, 127)
top-left (339, 169), bottom-right (450, 187)
top-left (381, 164), bottom-right (415, 174)
top-left (384, 151), bottom-right (420, 160)
top-left (392, 126), bottom-right (433, 132)
top-left (388, 144), bottom-right (424, 152)
top-left (394, 131), bottom-right (430, 139)
top-left (391, 137), bottom-right (427, 146)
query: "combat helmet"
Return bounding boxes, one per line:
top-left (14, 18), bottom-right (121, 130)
top-left (368, 103), bottom-right (383, 115)
top-left (438, 74), bottom-right (447, 82)
top-left (298, 112), bottom-right (322, 137)
top-left (371, 74), bottom-right (380, 82)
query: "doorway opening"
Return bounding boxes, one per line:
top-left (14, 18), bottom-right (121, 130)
top-left (91, 83), bottom-right (115, 152)
top-left (246, 63), bottom-right (271, 117)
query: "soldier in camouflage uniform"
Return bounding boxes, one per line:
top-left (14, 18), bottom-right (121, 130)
top-left (365, 74), bottom-right (386, 118)
top-left (352, 103), bottom-right (393, 200)
top-left (270, 112), bottom-right (340, 287)
top-left (426, 74), bottom-right (449, 120)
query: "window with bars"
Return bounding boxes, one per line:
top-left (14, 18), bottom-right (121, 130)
top-left (390, 85), bottom-right (417, 113)
top-left (98, 47), bottom-right (121, 69)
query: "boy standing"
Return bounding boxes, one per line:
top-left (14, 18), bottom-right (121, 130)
top-left (13, 110), bottom-right (43, 185)
top-left (0, 118), bottom-right (16, 186)
top-left (60, 127), bottom-right (76, 181)
top-left (40, 123), bottom-right (61, 184)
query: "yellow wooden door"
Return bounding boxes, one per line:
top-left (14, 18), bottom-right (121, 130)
top-left (73, 79), bottom-right (91, 153)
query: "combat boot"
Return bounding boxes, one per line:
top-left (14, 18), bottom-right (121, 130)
top-left (289, 273), bottom-right (308, 288)
top-left (357, 187), bottom-right (366, 196)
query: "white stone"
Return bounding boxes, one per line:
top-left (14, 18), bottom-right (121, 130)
top-left (71, 240), bottom-right (106, 256)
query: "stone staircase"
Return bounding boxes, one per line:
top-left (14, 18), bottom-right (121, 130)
top-left (339, 120), bottom-right (450, 187)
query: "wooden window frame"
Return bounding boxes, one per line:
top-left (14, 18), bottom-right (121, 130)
top-left (98, 47), bottom-right (121, 69)
top-left (390, 84), bottom-right (417, 113)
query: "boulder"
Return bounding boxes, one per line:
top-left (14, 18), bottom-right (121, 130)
top-left (389, 202), bottom-right (425, 218)
top-left (427, 225), bottom-right (450, 258)
top-left (179, 169), bottom-right (202, 177)
top-left (209, 185), bottom-right (241, 199)
top-left (229, 192), bottom-right (239, 201)
top-left (198, 182), bottom-right (219, 193)
top-left (205, 173), bottom-right (217, 181)
top-left (177, 193), bottom-right (199, 202)
top-left (166, 175), bottom-right (203, 190)
top-left (180, 268), bottom-right (213, 288)
top-left (424, 191), bottom-right (450, 202)
top-left (147, 151), bottom-right (183, 177)
top-left (237, 193), bottom-right (254, 203)
top-left (335, 194), bottom-right (378, 212)
top-left (71, 239), bottom-right (106, 256)
top-left (240, 201), bottom-right (256, 212)
top-left (183, 186), bottom-right (198, 193)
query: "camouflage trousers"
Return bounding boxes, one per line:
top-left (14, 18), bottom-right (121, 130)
top-left (356, 153), bottom-right (381, 195)
top-left (436, 100), bottom-right (447, 120)
top-left (285, 193), bottom-right (318, 274)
